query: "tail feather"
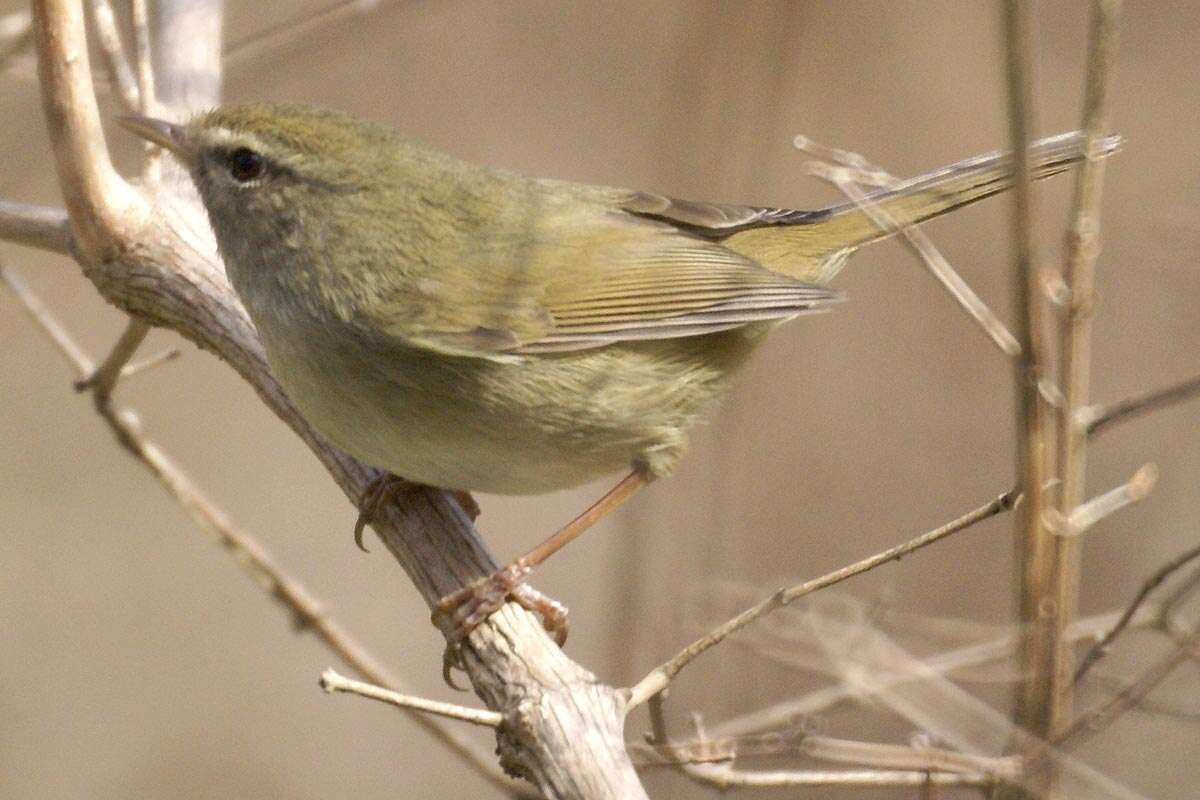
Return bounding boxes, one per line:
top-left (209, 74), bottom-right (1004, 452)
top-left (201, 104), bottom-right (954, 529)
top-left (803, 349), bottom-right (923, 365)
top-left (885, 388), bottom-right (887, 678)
top-left (726, 132), bottom-right (1121, 282)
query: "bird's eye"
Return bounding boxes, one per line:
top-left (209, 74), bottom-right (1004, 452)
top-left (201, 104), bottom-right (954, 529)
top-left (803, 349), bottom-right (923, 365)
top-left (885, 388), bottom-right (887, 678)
top-left (227, 147), bottom-right (266, 183)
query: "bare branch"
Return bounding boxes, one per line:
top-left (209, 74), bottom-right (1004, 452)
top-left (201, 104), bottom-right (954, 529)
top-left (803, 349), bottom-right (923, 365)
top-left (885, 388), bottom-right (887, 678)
top-left (687, 763), bottom-right (994, 788)
top-left (86, 0), bottom-right (139, 112)
top-left (1056, 626), bottom-right (1200, 748)
top-left (1042, 0), bottom-right (1123, 755)
top-left (320, 669), bottom-right (503, 728)
top-left (1082, 373), bottom-right (1200, 437)
top-left (1002, 0), bottom-right (1061, 763)
top-left (31, 0), bottom-right (146, 262)
top-left (1076, 541), bottom-right (1200, 684)
top-left (642, 694), bottom-right (998, 789)
top-left (129, 0), bottom-right (161, 183)
top-left (0, 200), bottom-right (72, 253)
top-left (626, 489), bottom-right (1017, 708)
top-left (74, 318), bottom-right (150, 399)
top-left (118, 346), bottom-right (181, 381)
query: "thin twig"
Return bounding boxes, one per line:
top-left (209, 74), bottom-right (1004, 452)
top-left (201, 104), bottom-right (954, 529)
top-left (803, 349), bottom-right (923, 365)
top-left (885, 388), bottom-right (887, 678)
top-left (129, 0), bottom-right (160, 183)
top-left (811, 162), bottom-right (1021, 358)
top-left (118, 347), bottom-right (181, 381)
top-left (677, 762), bottom-right (993, 789)
top-left (1160, 563), bottom-right (1200, 616)
top-left (626, 489), bottom-right (1018, 708)
top-left (1075, 541), bottom-right (1200, 684)
top-left (320, 668), bottom-right (503, 728)
top-left (224, 0), bottom-right (383, 66)
top-left (85, 0), bottom-right (139, 112)
top-left (1081, 374), bottom-right (1200, 437)
top-left (1056, 626), bottom-right (1200, 748)
top-left (74, 318), bottom-right (150, 399)
top-left (1048, 0), bottom-right (1122, 749)
top-left (640, 702), bottom-right (997, 788)
top-left (0, 200), bottom-right (72, 253)
top-left (0, 263), bottom-right (516, 794)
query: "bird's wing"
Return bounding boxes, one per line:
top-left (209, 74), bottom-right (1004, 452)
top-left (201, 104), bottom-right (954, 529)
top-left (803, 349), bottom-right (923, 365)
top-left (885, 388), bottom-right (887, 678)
top-left (364, 204), bottom-right (842, 359)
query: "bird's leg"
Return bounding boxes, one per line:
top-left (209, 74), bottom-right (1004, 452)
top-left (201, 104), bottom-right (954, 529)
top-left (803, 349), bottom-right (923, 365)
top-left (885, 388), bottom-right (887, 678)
top-left (354, 472), bottom-right (479, 551)
top-left (432, 469), bottom-right (649, 672)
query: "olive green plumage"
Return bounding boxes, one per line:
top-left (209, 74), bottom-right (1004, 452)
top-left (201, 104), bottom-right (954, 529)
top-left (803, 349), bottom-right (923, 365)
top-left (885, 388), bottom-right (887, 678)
top-left (122, 104), bottom-right (1114, 494)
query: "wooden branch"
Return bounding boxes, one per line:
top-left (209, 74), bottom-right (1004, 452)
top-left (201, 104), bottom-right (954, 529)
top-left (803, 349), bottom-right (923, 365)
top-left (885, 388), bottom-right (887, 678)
top-left (28, 2), bottom-right (645, 796)
top-left (130, 0), bottom-right (161, 183)
top-left (627, 489), bottom-right (1017, 708)
top-left (1045, 0), bottom-right (1122, 752)
top-left (86, 0), bottom-right (139, 112)
top-left (1076, 541), bottom-right (1200, 683)
top-left (320, 669), bottom-right (504, 728)
top-left (1082, 373), bottom-right (1200, 437)
top-left (0, 200), bottom-right (72, 253)
top-left (1001, 4), bottom-right (1061, 782)
top-left (1056, 626), bottom-right (1200, 749)
top-left (31, 0), bottom-right (146, 262)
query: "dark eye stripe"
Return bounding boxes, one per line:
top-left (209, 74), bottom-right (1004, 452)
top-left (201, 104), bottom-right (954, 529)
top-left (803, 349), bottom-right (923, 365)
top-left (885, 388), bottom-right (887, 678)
top-left (228, 147), bottom-right (265, 182)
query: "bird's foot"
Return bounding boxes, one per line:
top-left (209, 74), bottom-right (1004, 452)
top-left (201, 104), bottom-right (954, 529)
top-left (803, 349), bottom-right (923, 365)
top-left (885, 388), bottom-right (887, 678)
top-left (354, 473), bottom-right (479, 551)
top-left (433, 561), bottom-right (569, 688)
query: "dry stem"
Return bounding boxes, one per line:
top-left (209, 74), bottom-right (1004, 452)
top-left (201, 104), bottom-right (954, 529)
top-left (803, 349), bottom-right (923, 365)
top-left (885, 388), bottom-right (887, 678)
top-left (320, 668), bottom-right (503, 728)
top-left (626, 489), bottom-right (1017, 708)
top-left (1046, 0), bottom-right (1122, 747)
top-left (1082, 373), bottom-right (1200, 437)
top-left (86, 0), bottom-right (139, 112)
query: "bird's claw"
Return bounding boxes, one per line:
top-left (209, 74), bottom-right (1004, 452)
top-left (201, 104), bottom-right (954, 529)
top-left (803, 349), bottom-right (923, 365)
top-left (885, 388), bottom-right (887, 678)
top-left (433, 562), bottom-right (569, 688)
top-left (354, 476), bottom-right (480, 552)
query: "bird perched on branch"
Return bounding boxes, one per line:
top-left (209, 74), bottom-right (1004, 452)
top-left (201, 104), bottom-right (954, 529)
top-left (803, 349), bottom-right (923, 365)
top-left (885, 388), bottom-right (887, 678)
top-left (121, 105), bottom-right (1117, 664)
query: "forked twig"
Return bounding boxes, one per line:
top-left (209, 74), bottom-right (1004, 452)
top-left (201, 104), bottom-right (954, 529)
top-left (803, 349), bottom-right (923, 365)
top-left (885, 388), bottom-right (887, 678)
top-left (1075, 541), bottom-right (1200, 684)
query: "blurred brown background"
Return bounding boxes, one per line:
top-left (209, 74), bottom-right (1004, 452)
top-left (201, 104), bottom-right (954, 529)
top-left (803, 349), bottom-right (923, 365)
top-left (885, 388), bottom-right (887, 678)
top-left (2, 1), bottom-right (1198, 797)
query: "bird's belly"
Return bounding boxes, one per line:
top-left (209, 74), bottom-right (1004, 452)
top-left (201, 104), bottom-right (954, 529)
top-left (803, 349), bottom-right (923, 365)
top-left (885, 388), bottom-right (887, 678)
top-left (260, 321), bottom-right (753, 495)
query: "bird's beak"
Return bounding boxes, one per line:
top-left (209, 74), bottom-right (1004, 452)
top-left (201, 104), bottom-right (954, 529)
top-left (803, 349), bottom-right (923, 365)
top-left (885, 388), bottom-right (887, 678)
top-left (117, 115), bottom-right (195, 164)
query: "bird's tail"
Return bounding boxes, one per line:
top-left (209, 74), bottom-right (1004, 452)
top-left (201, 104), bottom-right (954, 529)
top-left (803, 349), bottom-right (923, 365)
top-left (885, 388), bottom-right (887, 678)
top-left (726, 132), bottom-right (1121, 281)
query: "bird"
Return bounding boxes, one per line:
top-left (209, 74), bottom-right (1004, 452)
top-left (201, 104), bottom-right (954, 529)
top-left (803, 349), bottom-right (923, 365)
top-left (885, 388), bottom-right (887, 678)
top-left (119, 104), bottom-right (1116, 657)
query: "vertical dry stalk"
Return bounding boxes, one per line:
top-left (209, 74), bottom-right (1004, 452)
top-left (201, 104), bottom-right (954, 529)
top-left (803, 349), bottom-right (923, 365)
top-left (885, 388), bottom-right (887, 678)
top-left (1004, 2), bottom-right (1122, 797)
top-left (1001, 0), bottom-right (1058, 759)
top-left (1047, 0), bottom-right (1121, 737)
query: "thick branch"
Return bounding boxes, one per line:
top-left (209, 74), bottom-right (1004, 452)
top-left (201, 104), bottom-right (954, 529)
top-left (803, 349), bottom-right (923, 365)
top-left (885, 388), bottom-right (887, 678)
top-left (31, 0), bottom-right (145, 262)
